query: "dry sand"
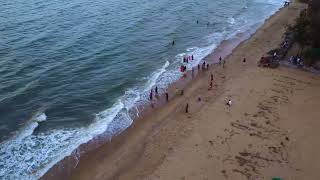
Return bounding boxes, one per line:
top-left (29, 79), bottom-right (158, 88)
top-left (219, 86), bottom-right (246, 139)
top-left (43, 1), bottom-right (320, 180)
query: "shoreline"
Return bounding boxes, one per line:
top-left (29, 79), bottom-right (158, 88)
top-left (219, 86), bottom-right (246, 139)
top-left (41, 2), bottom-right (309, 180)
top-left (40, 23), bottom-right (258, 180)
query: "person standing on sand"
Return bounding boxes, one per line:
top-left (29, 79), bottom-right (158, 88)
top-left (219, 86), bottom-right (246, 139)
top-left (165, 92), bottom-right (169, 102)
top-left (226, 99), bottom-right (232, 107)
top-left (202, 61), bottom-right (206, 70)
top-left (211, 73), bottom-right (213, 81)
top-left (206, 64), bottom-right (209, 69)
top-left (219, 57), bottom-right (222, 65)
top-left (198, 64), bottom-right (200, 71)
top-left (185, 103), bottom-right (189, 113)
top-left (192, 68), bottom-right (194, 78)
top-left (209, 81), bottom-right (213, 90)
top-left (180, 89), bottom-right (184, 96)
top-left (243, 58), bottom-right (246, 63)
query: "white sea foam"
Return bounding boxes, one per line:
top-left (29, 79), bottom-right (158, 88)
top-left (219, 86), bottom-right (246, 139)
top-left (228, 17), bottom-right (235, 25)
top-left (1, 112), bottom-right (47, 145)
top-left (35, 113), bottom-right (47, 122)
top-left (145, 60), bottom-right (170, 90)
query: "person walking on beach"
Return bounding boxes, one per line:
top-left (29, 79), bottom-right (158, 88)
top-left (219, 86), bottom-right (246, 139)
top-left (206, 63), bottom-right (209, 69)
top-left (198, 64), bottom-right (200, 71)
top-left (243, 58), bottom-right (246, 63)
top-left (219, 57), bottom-right (222, 65)
top-left (155, 86), bottom-right (158, 95)
top-left (150, 89), bottom-right (153, 101)
top-left (211, 73), bottom-right (213, 81)
top-left (180, 89), bottom-right (184, 96)
top-left (202, 61), bottom-right (206, 70)
top-left (192, 68), bottom-right (194, 78)
top-left (226, 99), bottom-right (232, 107)
top-left (165, 92), bottom-right (169, 102)
top-left (192, 55), bottom-right (194, 60)
top-left (185, 103), bottom-right (189, 113)
top-left (209, 81), bottom-right (213, 90)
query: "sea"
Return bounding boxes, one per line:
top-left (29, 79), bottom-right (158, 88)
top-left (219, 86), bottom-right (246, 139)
top-left (0, 0), bottom-right (286, 179)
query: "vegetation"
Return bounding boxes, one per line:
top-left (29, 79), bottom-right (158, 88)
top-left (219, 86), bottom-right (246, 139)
top-left (288, 0), bottom-right (320, 66)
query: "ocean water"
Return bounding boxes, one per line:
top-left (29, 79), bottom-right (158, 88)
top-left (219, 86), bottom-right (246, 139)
top-left (0, 0), bottom-right (285, 179)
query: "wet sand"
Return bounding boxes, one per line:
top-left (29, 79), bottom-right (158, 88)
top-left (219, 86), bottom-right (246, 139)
top-left (42, 1), bottom-right (320, 180)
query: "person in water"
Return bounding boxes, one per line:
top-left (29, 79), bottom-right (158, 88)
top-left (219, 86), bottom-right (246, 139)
top-left (172, 40), bottom-right (175, 46)
top-left (155, 86), bottom-right (158, 95)
top-left (180, 65), bottom-right (187, 73)
top-left (150, 89), bottom-right (153, 101)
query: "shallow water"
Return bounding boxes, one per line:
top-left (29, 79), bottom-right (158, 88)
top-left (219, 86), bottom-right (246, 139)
top-left (0, 0), bottom-right (285, 179)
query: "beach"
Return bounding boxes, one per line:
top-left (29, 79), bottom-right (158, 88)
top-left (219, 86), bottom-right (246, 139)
top-left (41, 1), bottom-right (320, 180)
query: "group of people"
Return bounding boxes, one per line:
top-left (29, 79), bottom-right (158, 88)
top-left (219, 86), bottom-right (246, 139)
top-left (149, 53), bottom-right (232, 114)
top-left (283, 1), bottom-right (290, 7)
top-left (149, 86), bottom-right (158, 101)
top-left (180, 55), bottom-right (195, 73)
top-left (183, 55), bottom-right (194, 63)
top-left (149, 86), bottom-right (169, 104)
top-left (289, 55), bottom-right (304, 67)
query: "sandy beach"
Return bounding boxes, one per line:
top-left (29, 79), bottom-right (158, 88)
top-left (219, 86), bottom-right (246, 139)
top-left (42, 1), bottom-right (320, 180)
